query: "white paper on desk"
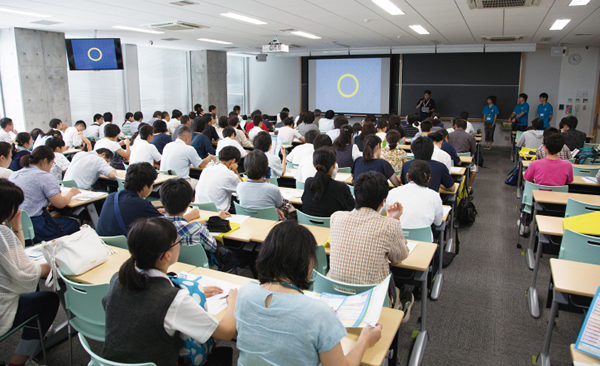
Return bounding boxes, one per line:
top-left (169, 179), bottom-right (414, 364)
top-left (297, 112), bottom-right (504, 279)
top-left (25, 244), bottom-right (45, 260)
top-left (443, 206), bottom-right (452, 218)
top-left (450, 167), bottom-right (462, 173)
top-left (582, 177), bottom-right (599, 184)
top-left (72, 192), bottom-right (107, 201)
top-left (281, 190), bottom-right (302, 200)
top-left (197, 276), bottom-right (241, 315)
top-left (226, 215), bottom-right (250, 225)
top-left (406, 241), bottom-right (418, 254)
top-left (336, 173), bottom-right (352, 181)
top-left (572, 362), bottom-right (594, 366)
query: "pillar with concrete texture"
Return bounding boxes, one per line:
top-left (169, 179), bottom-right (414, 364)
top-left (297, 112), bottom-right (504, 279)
top-left (190, 50), bottom-right (227, 116)
top-left (0, 28), bottom-right (71, 131)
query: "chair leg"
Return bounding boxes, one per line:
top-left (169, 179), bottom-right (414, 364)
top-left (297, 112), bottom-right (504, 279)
top-left (36, 317), bottom-right (48, 366)
top-left (67, 323), bottom-right (72, 366)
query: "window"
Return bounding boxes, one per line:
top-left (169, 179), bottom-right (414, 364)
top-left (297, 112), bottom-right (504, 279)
top-left (227, 55), bottom-right (248, 115)
top-left (68, 70), bottom-right (126, 126)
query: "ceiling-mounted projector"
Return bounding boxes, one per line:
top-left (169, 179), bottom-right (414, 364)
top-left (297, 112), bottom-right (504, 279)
top-left (262, 37), bottom-right (289, 53)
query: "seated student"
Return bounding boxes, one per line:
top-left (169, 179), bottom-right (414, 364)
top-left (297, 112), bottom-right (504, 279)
top-left (261, 114), bottom-right (273, 130)
top-left (63, 120), bottom-right (92, 151)
top-left (381, 129), bottom-right (408, 172)
top-left (273, 110), bottom-right (288, 133)
top-left (150, 120), bottom-right (171, 155)
top-left (295, 135), bottom-right (333, 183)
top-left (430, 113), bottom-right (445, 131)
top-left (216, 126), bottom-right (248, 158)
top-left (0, 142), bottom-right (13, 179)
top-left (287, 130), bottom-right (319, 165)
top-left (517, 117), bottom-right (544, 150)
top-left (246, 110), bottom-right (269, 133)
top-left (147, 110), bottom-right (162, 126)
top-left (167, 109), bottom-right (182, 135)
top-left (352, 135), bottom-right (401, 187)
top-left (190, 117), bottom-right (216, 159)
top-left (536, 127), bottom-right (571, 160)
top-left (386, 160), bottom-right (443, 242)
top-left (351, 123), bottom-right (362, 144)
top-left (438, 128), bottom-right (461, 167)
top-left (161, 126), bottom-right (215, 190)
top-left (129, 125), bottom-right (161, 167)
top-left (253, 131), bottom-right (286, 178)
top-left (278, 117), bottom-right (304, 144)
top-left (301, 147), bottom-right (354, 217)
top-left (561, 115), bottom-right (587, 151)
top-left (459, 111), bottom-right (475, 134)
top-left (524, 133), bottom-right (573, 186)
top-left (102, 217), bottom-right (237, 366)
top-left (0, 179), bottom-right (59, 366)
top-left (46, 137), bottom-right (70, 181)
top-left (387, 115), bottom-right (406, 143)
top-left (0, 117), bottom-right (17, 142)
top-left (216, 116), bottom-right (228, 140)
top-left (235, 220), bottom-right (382, 366)
top-left (9, 147), bottom-right (81, 242)
top-left (401, 137), bottom-right (454, 193)
top-left (376, 119), bottom-right (388, 141)
top-left (428, 131), bottom-right (452, 172)
top-left (9, 132), bottom-right (33, 171)
top-left (247, 115), bottom-right (266, 142)
top-left (121, 112), bottom-right (134, 135)
top-left (32, 128), bottom-right (61, 151)
top-left (237, 150), bottom-right (285, 220)
top-left (129, 111), bottom-right (143, 134)
top-left (413, 119), bottom-right (433, 139)
top-left (63, 148), bottom-right (117, 190)
top-left (354, 122), bottom-right (376, 152)
top-left (96, 163), bottom-right (162, 236)
top-left (298, 111), bottom-right (319, 137)
top-left (318, 110), bottom-right (335, 132)
top-left (332, 124), bottom-right (361, 169)
top-left (228, 116), bottom-right (252, 148)
top-left (448, 118), bottom-right (477, 188)
top-left (195, 146), bottom-right (242, 212)
top-left (328, 171), bottom-right (409, 307)
top-left (326, 116), bottom-right (346, 142)
top-left (85, 113), bottom-right (105, 139)
top-left (172, 115), bottom-right (191, 141)
top-left (202, 113), bottom-right (220, 146)
top-left (94, 123), bottom-right (131, 161)
top-left (403, 113), bottom-right (420, 138)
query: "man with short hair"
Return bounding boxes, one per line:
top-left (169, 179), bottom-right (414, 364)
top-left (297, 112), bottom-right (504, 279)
top-left (63, 120), bottom-right (90, 150)
top-left (248, 115), bottom-right (266, 142)
top-left (319, 110), bottom-right (335, 133)
top-left (194, 146), bottom-right (243, 212)
top-left (94, 124), bottom-right (131, 161)
top-left (86, 114), bottom-right (104, 139)
top-left (537, 92), bottom-right (553, 128)
top-left (168, 109), bottom-right (183, 134)
top-left (560, 115), bottom-right (586, 150)
top-left (201, 113), bottom-right (220, 146)
top-left (428, 132), bottom-right (452, 172)
top-left (148, 110), bottom-right (162, 125)
top-left (401, 137), bottom-right (454, 192)
top-left (130, 111), bottom-right (143, 133)
top-left (49, 118), bottom-right (67, 137)
top-left (416, 89), bottom-right (436, 121)
top-left (63, 148), bottom-right (117, 190)
top-left (294, 134), bottom-right (333, 183)
top-left (313, 109), bottom-right (322, 129)
top-left (537, 127), bottom-right (571, 160)
top-left (448, 119), bottom-right (477, 189)
top-left (0, 117), bottom-right (17, 143)
top-left (287, 130), bottom-right (319, 165)
top-left (130, 125), bottom-right (162, 167)
top-left (278, 118), bottom-right (304, 144)
top-left (216, 126), bottom-right (248, 157)
top-left (509, 93), bottom-right (530, 131)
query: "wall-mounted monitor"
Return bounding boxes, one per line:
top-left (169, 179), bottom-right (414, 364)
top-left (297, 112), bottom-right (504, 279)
top-left (65, 38), bottom-right (124, 71)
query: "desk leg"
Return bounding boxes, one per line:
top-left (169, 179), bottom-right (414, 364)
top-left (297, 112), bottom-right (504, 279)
top-left (86, 204), bottom-right (100, 229)
top-left (408, 270), bottom-right (428, 366)
top-left (527, 231), bottom-right (543, 318)
top-left (538, 290), bottom-right (566, 366)
top-left (389, 325), bottom-right (400, 366)
top-left (511, 135), bottom-right (515, 162)
top-left (447, 196), bottom-right (457, 248)
top-left (431, 223), bottom-right (446, 300)
top-left (516, 158), bottom-right (523, 199)
top-left (525, 205), bottom-right (537, 270)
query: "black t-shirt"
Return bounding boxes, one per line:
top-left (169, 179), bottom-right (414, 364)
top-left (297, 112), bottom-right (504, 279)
top-left (401, 159), bottom-right (454, 192)
top-left (417, 98), bottom-right (436, 120)
top-left (301, 178), bottom-right (355, 217)
top-left (203, 124), bottom-right (220, 142)
top-left (352, 157), bottom-right (396, 180)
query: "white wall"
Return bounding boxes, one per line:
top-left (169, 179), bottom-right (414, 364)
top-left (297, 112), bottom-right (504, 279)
top-left (248, 56), bottom-right (300, 116)
top-left (521, 48), bottom-right (562, 123)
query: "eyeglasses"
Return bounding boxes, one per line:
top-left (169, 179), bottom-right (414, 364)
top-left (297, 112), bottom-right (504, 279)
top-left (160, 239), bottom-right (181, 260)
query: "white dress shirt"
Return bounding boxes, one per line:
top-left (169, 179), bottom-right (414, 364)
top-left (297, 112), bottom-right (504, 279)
top-left (195, 163), bottom-right (241, 211)
top-left (286, 144), bottom-right (314, 165)
top-left (248, 126), bottom-right (263, 142)
top-left (216, 137), bottom-right (246, 157)
top-left (94, 139), bottom-right (122, 153)
top-left (85, 123), bottom-right (104, 139)
top-left (130, 139), bottom-right (162, 165)
top-left (432, 145), bottom-right (452, 172)
top-left (63, 127), bottom-right (82, 148)
top-left (167, 119), bottom-right (181, 134)
top-left (0, 130), bottom-right (11, 143)
top-left (277, 126), bottom-right (301, 144)
top-left (63, 151), bottom-right (115, 190)
top-left (319, 118), bottom-right (335, 132)
top-left (327, 129), bottom-right (341, 142)
top-left (160, 139), bottom-right (203, 179)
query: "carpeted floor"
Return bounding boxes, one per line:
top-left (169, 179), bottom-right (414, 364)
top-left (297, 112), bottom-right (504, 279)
top-left (0, 146), bottom-right (585, 365)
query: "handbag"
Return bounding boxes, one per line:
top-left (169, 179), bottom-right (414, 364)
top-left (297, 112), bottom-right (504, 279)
top-left (205, 216), bottom-right (231, 233)
top-left (41, 225), bottom-right (113, 290)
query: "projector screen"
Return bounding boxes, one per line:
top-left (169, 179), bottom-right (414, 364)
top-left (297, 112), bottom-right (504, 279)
top-left (65, 38), bottom-right (124, 71)
top-left (308, 57), bottom-right (391, 114)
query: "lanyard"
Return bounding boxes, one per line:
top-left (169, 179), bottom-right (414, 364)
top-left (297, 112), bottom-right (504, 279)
top-left (423, 99), bottom-right (430, 107)
top-left (280, 281), bottom-right (304, 294)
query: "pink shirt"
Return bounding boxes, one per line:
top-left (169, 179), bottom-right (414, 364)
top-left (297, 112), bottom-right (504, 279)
top-left (524, 158), bottom-right (574, 187)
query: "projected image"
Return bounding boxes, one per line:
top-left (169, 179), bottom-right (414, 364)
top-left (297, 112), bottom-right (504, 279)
top-left (70, 39), bottom-right (119, 70)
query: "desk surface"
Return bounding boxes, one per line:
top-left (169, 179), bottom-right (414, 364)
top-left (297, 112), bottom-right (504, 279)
top-left (100, 170), bottom-right (177, 185)
top-left (571, 176), bottom-right (600, 187)
top-left (532, 190), bottom-right (600, 205)
top-left (460, 156), bottom-right (473, 164)
top-left (535, 215), bottom-right (564, 237)
top-left (550, 258), bottom-right (600, 297)
top-left (63, 148), bottom-right (82, 155)
top-left (440, 182), bottom-right (459, 195)
top-left (570, 344), bottom-right (600, 364)
top-left (450, 167), bottom-right (467, 176)
top-left (61, 188), bottom-right (108, 208)
top-left (195, 209), bottom-right (278, 243)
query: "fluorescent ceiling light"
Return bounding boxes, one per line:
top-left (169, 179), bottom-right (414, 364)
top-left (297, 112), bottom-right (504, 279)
top-left (550, 19), bottom-right (571, 30)
top-left (371, 0), bottom-right (404, 15)
top-left (112, 25), bottom-right (164, 34)
top-left (291, 31), bottom-right (321, 39)
top-left (220, 12), bottom-right (267, 25)
top-left (569, 0), bottom-right (590, 5)
top-left (198, 38), bottom-right (233, 44)
top-left (0, 6), bottom-right (51, 18)
top-left (409, 25), bottom-right (429, 35)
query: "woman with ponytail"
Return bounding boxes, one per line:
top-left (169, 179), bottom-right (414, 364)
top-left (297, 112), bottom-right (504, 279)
top-left (381, 129), bottom-right (408, 172)
top-left (8, 146), bottom-right (81, 242)
top-left (103, 217), bottom-right (237, 366)
top-left (332, 124), bottom-right (361, 169)
top-left (352, 135), bottom-right (401, 187)
top-left (302, 147), bottom-right (354, 217)
top-left (9, 132), bottom-right (32, 171)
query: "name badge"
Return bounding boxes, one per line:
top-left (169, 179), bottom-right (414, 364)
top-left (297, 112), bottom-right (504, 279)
top-left (540, 113), bottom-right (545, 117)
top-left (486, 116), bottom-right (492, 121)
top-left (422, 107), bottom-right (430, 113)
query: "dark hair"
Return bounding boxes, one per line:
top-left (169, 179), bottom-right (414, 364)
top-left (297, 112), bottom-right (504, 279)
top-left (233, 105), bottom-right (241, 112)
top-left (261, 114), bottom-right (269, 121)
top-left (310, 147), bottom-right (336, 202)
top-left (325, 110), bottom-right (335, 119)
top-left (459, 111), bottom-right (469, 120)
top-left (455, 119), bottom-right (467, 130)
top-left (177, 126), bottom-right (192, 138)
top-left (0, 179), bottom-right (25, 223)
top-left (313, 134), bottom-right (333, 150)
top-left (139, 125), bottom-right (154, 140)
top-left (377, 119), bottom-right (388, 131)
top-left (519, 93), bottom-right (528, 101)
top-left (304, 111), bottom-right (315, 124)
top-left (364, 115), bottom-right (376, 124)
top-left (420, 120), bottom-right (433, 133)
top-left (124, 162), bottom-right (158, 192)
top-left (130, 123), bottom-right (147, 145)
top-left (279, 111), bottom-right (289, 121)
top-left (75, 120), bottom-right (87, 129)
top-left (283, 117), bottom-right (294, 127)
top-left (545, 133), bottom-right (564, 155)
top-left (424, 89), bottom-right (432, 96)
top-left (119, 217), bottom-right (178, 291)
top-left (359, 122), bottom-right (376, 138)
top-left (152, 111), bottom-right (161, 118)
top-left (0, 141), bottom-right (11, 159)
top-left (314, 109), bottom-right (322, 117)
top-left (159, 178), bottom-right (194, 215)
top-left (209, 105), bottom-right (216, 113)
top-left (333, 116), bottom-right (348, 130)
top-left (487, 96), bottom-right (497, 104)
top-left (411, 136), bottom-right (434, 160)
top-left (354, 171), bottom-right (389, 210)
top-left (96, 148), bottom-right (114, 160)
top-left (408, 160), bottom-right (431, 188)
top-left (228, 111), bottom-right (237, 118)
top-left (532, 118), bottom-right (544, 130)
top-left (543, 127), bottom-right (560, 145)
top-left (180, 115), bottom-right (190, 126)
top-left (191, 117), bottom-right (206, 133)
top-left (352, 123), bottom-right (362, 135)
top-left (562, 115), bottom-right (578, 130)
top-left (125, 112), bottom-right (134, 120)
top-left (0, 117), bottom-right (13, 129)
top-left (253, 131), bottom-right (272, 152)
top-left (256, 220), bottom-right (316, 290)
top-left (252, 114), bottom-right (261, 127)
top-left (30, 129), bottom-right (43, 141)
top-left (428, 131), bottom-right (444, 143)
top-left (133, 111), bottom-right (143, 121)
top-left (103, 112), bottom-right (113, 122)
top-left (223, 126), bottom-right (236, 138)
top-left (152, 120), bottom-right (168, 133)
top-left (49, 118), bottom-right (62, 129)
top-left (438, 128), bottom-right (449, 139)
top-left (539, 92), bottom-right (549, 100)
top-left (45, 136), bottom-right (65, 151)
top-left (93, 113), bottom-right (103, 122)
top-left (188, 111), bottom-right (197, 120)
top-left (218, 145), bottom-right (241, 163)
top-left (218, 116), bottom-right (228, 129)
top-left (251, 109), bottom-right (262, 119)
top-left (194, 104), bottom-right (202, 113)
top-left (160, 111), bottom-right (169, 120)
top-left (172, 109), bottom-right (183, 119)
top-left (362, 135), bottom-right (381, 163)
top-left (227, 116), bottom-right (240, 127)
top-left (333, 125), bottom-right (352, 150)
top-left (386, 130), bottom-right (401, 150)
top-left (244, 150), bottom-right (269, 180)
top-left (104, 123), bottom-right (121, 138)
top-left (21, 146), bottom-right (54, 167)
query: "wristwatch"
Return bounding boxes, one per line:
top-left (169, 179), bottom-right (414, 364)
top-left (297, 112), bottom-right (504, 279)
top-left (12, 228), bottom-right (23, 234)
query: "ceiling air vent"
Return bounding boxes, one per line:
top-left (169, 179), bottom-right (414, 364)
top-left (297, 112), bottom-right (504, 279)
top-left (223, 46), bottom-right (238, 49)
top-left (468, 0), bottom-right (540, 9)
top-left (481, 36), bottom-right (524, 42)
top-left (170, 0), bottom-right (198, 6)
top-left (150, 21), bottom-right (208, 31)
top-left (161, 38), bottom-right (181, 41)
top-left (31, 20), bottom-right (62, 25)
top-left (540, 37), bottom-right (552, 43)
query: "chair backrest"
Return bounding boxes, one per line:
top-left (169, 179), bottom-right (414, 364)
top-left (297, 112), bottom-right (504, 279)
top-left (156, 169), bottom-right (171, 175)
top-left (457, 152), bottom-right (471, 157)
top-left (78, 333), bottom-right (156, 366)
top-left (269, 177), bottom-right (279, 186)
top-left (116, 177), bottom-right (125, 191)
top-left (516, 130), bottom-right (524, 142)
top-left (286, 162), bottom-right (298, 169)
top-left (123, 164), bottom-right (129, 171)
top-left (573, 166), bottom-right (600, 177)
top-left (312, 270), bottom-right (389, 308)
top-left (581, 158), bottom-right (600, 165)
top-left (295, 180), bottom-right (305, 189)
top-left (315, 246), bottom-right (328, 275)
top-left (178, 244), bottom-right (210, 268)
top-left (297, 210), bottom-right (330, 228)
top-left (583, 143), bottom-right (599, 149)
top-left (565, 198), bottom-right (600, 218)
top-left (234, 202), bottom-right (279, 221)
top-left (567, 158), bottom-right (576, 164)
top-left (521, 181), bottom-right (568, 214)
top-left (559, 229), bottom-right (600, 265)
top-left (190, 202), bottom-right (219, 212)
top-left (61, 180), bottom-right (79, 188)
top-left (347, 184), bottom-right (354, 196)
top-left (337, 167), bottom-right (351, 173)
top-left (402, 227), bottom-right (433, 242)
top-left (20, 210), bottom-right (36, 243)
top-left (59, 272), bottom-right (109, 334)
top-left (100, 235), bottom-right (128, 250)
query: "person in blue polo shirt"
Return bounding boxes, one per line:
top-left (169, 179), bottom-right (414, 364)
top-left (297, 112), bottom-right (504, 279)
top-left (482, 96), bottom-right (499, 150)
top-left (509, 93), bottom-right (529, 131)
top-left (416, 89), bottom-right (436, 121)
top-left (537, 92), bottom-right (553, 128)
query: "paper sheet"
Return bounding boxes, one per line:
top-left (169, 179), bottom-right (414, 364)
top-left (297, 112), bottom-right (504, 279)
top-left (576, 286), bottom-right (600, 360)
top-left (281, 190), bottom-right (302, 200)
top-left (226, 215), bottom-right (250, 225)
top-left (72, 192), bottom-right (107, 201)
top-left (582, 177), bottom-right (599, 184)
top-left (450, 167), bottom-right (462, 173)
top-left (25, 245), bottom-right (44, 260)
top-left (406, 241), bottom-right (418, 254)
top-left (443, 206), bottom-right (452, 218)
top-left (177, 272), bottom-right (241, 315)
top-left (335, 173), bottom-right (352, 181)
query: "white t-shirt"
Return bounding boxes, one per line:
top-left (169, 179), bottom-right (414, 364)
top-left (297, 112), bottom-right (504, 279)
top-left (266, 153), bottom-right (284, 178)
top-left (319, 118), bottom-right (335, 132)
top-left (0, 130), bottom-right (11, 143)
top-left (63, 151), bottom-right (115, 190)
top-left (160, 139), bottom-right (203, 179)
top-left (277, 126), bottom-right (301, 144)
top-left (63, 127), bottom-right (82, 148)
top-left (0, 167), bottom-right (13, 179)
top-left (194, 163), bottom-right (240, 212)
top-left (466, 121), bottom-right (475, 134)
top-left (130, 139), bottom-right (162, 165)
top-left (248, 126), bottom-right (264, 142)
top-left (294, 153), bottom-right (317, 183)
top-left (286, 144), bottom-right (314, 165)
top-left (432, 145), bottom-right (452, 172)
top-left (167, 119), bottom-right (181, 135)
top-left (327, 129), bottom-right (340, 143)
top-left (85, 123), bottom-right (104, 139)
top-left (94, 139), bottom-right (122, 153)
top-left (51, 152), bottom-right (70, 181)
top-left (32, 135), bottom-right (51, 150)
top-left (216, 137), bottom-right (246, 158)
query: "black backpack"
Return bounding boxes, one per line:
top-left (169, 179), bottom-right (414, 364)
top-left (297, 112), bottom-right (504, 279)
top-left (457, 195), bottom-right (478, 225)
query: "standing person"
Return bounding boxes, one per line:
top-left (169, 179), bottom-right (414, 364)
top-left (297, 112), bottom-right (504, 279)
top-left (0, 117), bottom-right (17, 142)
top-left (9, 133), bottom-right (33, 171)
top-left (416, 90), bottom-right (436, 121)
top-left (508, 93), bottom-right (530, 131)
top-left (482, 96), bottom-right (499, 150)
top-left (537, 92), bottom-right (553, 128)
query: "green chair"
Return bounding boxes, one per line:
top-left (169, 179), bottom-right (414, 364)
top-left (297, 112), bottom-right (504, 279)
top-left (559, 229), bottom-right (600, 265)
top-left (78, 333), bottom-right (156, 366)
top-left (515, 130), bottom-right (524, 143)
top-left (101, 235), bottom-right (128, 250)
top-left (117, 177), bottom-right (125, 191)
top-left (567, 158), bottom-right (576, 164)
top-left (191, 202), bottom-right (219, 212)
top-left (297, 210), bottom-right (330, 228)
top-left (573, 165), bottom-right (600, 177)
top-left (458, 152), bottom-right (471, 157)
top-left (315, 246), bottom-right (328, 275)
top-left (156, 169), bottom-right (171, 175)
top-left (402, 227), bottom-right (433, 242)
top-left (565, 198), bottom-right (600, 218)
top-left (178, 245), bottom-right (210, 268)
top-left (347, 184), bottom-right (354, 196)
top-left (337, 167), bottom-right (351, 173)
top-left (6, 210), bottom-right (36, 245)
top-left (234, 202), bottom-right (279, 221)
top-left (61, 180), bottom-right (79, 188)
top-left (521, 181), bottom-right (568, 215)
top-left (583, 143), bottom-right (599, 149)
top-left (295, 180), bottom-right (305, 189)
top-left (312, 270), bottom-right (389, 308)
top-left (269, 177), bottom-right (279, 186)
top-left (0, 315), bottom-right (47, 366)
top-left (286, 162), bottom-right (299, 169)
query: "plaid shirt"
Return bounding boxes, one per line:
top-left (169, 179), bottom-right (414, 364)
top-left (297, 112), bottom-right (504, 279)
top-left (327, 208), bottom-right (409, 285)
top-left (536, 144), bottom-right (571, 160)
top-left (164, 216), bottom-right (217, 253)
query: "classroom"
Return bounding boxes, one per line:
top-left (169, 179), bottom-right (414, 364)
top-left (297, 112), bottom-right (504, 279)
top-left (0, 0), bottom-right (600, 365)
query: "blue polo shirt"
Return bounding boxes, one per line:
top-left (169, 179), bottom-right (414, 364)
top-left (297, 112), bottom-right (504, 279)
top-left (96, 189), bottom-right (162, 236)
top-left (513, 102), bottom-right (530, 126)
top-left (482, 104), bottom-right (499, 125)
top-left (537, 103), bottom-right (553, 128)
top-left (352, 157), bottom-right (395, 180)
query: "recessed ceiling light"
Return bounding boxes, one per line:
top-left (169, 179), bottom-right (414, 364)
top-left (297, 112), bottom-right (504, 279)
top-left (569, 0), bottom-right (590, 5)
top-left (198, 38), bottom-right (233, 44)
top-left (291, 31), bottom-right (321, 39)
top-left (409, 25), bottom-right (429, 35)
top-left (112, 25), bottom-right (164, 34)
top-left (0, 6), bottom-right (51, 18)
top-left (550, 19), bottom-right (571, 30)
top-left (220, 13), bottom-right (267, 25)
top-left (371, 0), bottom-right (404, 15)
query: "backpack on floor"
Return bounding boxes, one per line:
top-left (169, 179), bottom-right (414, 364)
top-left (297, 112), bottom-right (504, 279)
top-left (456, 177), bottom-right (477, 225)
top-left (504, 165), bottom-right (519, 186)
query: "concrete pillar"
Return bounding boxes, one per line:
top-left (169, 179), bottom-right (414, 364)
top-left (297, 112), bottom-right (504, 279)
top-left (0, 28), bottom-right (71, 131)
top-left (123, 44), bottom-right (141, 114)
top-left (190, 50), bottom-right (227, 116)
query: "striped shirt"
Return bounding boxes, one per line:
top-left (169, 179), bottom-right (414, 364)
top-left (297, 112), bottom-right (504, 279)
top-left (164, 216), bottom-right (217, 253)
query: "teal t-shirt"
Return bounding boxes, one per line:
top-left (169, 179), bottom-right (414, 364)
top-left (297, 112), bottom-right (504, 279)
top-left (482, 104), bottom-right (499, 126)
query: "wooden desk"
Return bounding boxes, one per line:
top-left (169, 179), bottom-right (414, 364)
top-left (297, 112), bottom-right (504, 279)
top-left (536, 215), bottom-right (564, 237)
top-left (100, 170), bottom-right (177, 185)
top-left (279, 187), bottom-right (303, 205)
top-left (460, 156), bottom-right (472, 164)
top-left (571, 175), bottom-right (600, 187)
top-left (194, 209), bottom-right (278, 243)
top-left (532, 190), bottom-right (600, 206)
top-left (570, 344), bottom-right (599, 364)
top-left (450, 167), bottom-right (466, 176)
top-left (399, 144), bottom-right (412, 151)
top-left (440, 183), bottom-right (459, 195)
top-left (63, 148), bottom-right (82, 156)
top-left (61, 188), bottom-right (108, 208)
